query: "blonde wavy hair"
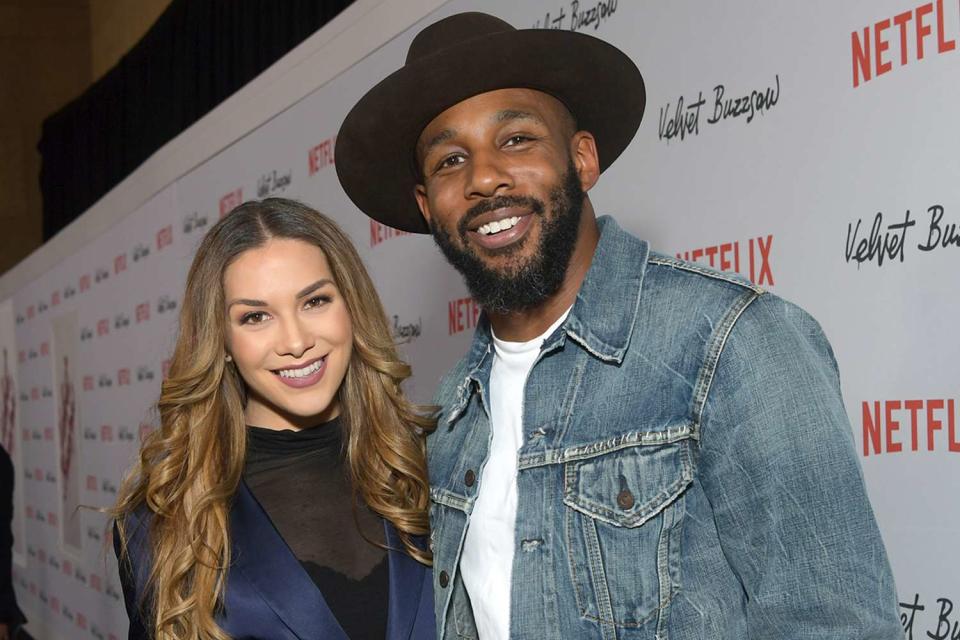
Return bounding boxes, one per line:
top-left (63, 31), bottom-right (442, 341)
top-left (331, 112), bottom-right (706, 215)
top-left (111, 198), bottom-right (435, 639)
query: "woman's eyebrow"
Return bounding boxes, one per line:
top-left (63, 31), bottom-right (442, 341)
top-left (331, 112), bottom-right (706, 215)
top-left (295, 278), bottom-right (334, 298)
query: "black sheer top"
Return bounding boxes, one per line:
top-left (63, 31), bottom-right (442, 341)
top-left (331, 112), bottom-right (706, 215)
top-left (244, 418), bottom-right (388, 639)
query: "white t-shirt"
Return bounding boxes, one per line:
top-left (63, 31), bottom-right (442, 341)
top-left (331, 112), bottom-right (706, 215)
top-left (459, 309), bottom-right (571, 639)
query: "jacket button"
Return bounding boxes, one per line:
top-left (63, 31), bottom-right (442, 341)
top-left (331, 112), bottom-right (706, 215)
top-left (464, 469), bottom-right (476, 487)
top-left (439, 570), bottom-right (450, 588)
top-left (617, 489), bottom-right (635, 510)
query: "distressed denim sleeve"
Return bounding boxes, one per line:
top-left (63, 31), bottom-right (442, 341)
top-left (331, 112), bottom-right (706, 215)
top-left (697, 293), bottom-right (902, 639)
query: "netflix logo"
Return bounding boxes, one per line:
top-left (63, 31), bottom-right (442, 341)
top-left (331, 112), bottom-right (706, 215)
top-left (676, 235), bottom-right (774, 286)
top-left (370, 220), bottom-right (412, 247)
top-left (862, 398), bottom-right (959, 455)
top-left (220, 188), bottom-right (243, 218)
top-left (308, 136), bottom-right (336, 176)
top-left (852, 0), bottom-right (958, 87)
top-left (449, 297), bottom-right (481, 335)
top-left (156, 224), bottom-right (173, 250)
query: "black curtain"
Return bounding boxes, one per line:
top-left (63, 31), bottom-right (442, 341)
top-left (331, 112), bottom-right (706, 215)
top-left (39, 0), bottom-right (354, 240)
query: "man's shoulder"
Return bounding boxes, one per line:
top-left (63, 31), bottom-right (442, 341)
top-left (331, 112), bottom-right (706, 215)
top-left (634, 251), bottom-right (829, 369)
top-left (643, 251), bottom-right (763, 298)
top-left (431, 355), bottom-right (471, 409)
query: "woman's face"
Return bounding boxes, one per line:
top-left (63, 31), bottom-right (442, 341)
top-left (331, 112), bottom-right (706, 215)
top-left (223, 238), bottom-right (353, 430)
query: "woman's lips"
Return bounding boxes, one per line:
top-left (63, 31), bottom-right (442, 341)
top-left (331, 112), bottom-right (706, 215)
top-left (273, 356), bottom-right (327, 389)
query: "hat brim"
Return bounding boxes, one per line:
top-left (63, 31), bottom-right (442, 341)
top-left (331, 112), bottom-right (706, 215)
top-left (335, 28), bottom-right (645, 233)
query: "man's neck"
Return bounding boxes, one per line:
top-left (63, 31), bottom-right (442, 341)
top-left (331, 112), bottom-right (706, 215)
top-left (488, 208), bottom-right (599, 342)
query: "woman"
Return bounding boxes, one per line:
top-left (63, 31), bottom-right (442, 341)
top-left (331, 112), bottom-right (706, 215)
top-left (112, 198), bottom-right (436, 640)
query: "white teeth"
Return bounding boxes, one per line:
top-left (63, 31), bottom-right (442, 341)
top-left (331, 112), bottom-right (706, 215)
top-left (478, 216), bottom-right (521, 235)
top-left (278, 359), bottom-right (323, 379)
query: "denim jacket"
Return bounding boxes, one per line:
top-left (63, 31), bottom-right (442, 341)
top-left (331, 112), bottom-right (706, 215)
top-left (427, 216), bottom-right (901, 640)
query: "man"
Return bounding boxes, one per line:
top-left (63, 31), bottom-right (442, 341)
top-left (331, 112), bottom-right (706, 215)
top-left (336, 12), bottom-right (902, 640)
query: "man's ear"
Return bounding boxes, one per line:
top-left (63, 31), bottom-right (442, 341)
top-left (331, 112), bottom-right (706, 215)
top-left (571, 131), bottom-right (600, 192)
top-left (414, 184), bottom-right (432, 225)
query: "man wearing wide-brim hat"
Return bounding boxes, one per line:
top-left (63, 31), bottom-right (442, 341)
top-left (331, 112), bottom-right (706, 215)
top-left (336, 11), bottom-right (901, 640)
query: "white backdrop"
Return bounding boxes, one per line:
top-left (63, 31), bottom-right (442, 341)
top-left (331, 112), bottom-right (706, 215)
top-left (1, 1), bottom-right (957, 638)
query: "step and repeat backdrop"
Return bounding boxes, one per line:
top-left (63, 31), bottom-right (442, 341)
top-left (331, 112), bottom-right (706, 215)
top-left (1, 1), bottom-right (957, 637)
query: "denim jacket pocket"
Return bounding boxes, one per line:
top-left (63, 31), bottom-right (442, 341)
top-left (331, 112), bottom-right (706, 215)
top-left (562, 429), bottom-right (695, 632)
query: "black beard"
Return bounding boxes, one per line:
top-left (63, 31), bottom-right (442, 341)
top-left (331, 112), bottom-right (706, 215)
top-left (429, 162), bottom-right (585, 315)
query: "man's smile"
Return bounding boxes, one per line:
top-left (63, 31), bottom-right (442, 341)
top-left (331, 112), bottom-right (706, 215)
top-left (464, 206), bottom-right (537, 251)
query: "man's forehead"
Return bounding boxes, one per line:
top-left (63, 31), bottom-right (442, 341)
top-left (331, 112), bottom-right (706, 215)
top-left (416, 88), bottom-right (570, 150)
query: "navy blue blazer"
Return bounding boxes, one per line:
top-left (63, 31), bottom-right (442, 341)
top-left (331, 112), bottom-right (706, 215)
top-left (115, 481), bottom-right (436, 639)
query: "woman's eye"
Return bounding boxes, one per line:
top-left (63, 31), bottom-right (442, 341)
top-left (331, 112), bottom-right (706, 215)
top-left (240, 311), bottom-right (268, 325)
top-left (304, 295), bottom-right (331, 309)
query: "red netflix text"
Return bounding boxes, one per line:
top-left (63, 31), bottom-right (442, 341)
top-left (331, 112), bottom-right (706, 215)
top-left (309, 136), bottom-right (336, 176)
top-left (852, 0), bottom-right (958, 87)
top-left (676, 235), bottom-right (774, 286)
top-left (449, 297), bottom-right (481, 335)
top-left (156, 225), bottom-right (173, 250)
top-left (862, 398), bottom-right (959, 455)
top-left (370, 220), bottom-right (412, 247)
top-left (220, 188), bottom-right (243, 218)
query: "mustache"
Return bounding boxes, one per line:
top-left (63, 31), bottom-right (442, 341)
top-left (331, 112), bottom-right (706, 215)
top-left (458, 195), bottom-right (545, 237)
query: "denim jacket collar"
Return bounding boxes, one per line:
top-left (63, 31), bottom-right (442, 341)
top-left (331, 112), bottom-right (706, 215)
top-left (449, 216), bottom-right (649, 423)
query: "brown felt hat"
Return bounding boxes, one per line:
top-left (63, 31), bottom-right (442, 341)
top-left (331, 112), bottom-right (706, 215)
top-left (335, 12), bottom-right (645, 233)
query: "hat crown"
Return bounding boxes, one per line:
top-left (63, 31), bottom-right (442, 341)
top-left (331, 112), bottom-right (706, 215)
top-left (406, 12), bottom-right (515, 64)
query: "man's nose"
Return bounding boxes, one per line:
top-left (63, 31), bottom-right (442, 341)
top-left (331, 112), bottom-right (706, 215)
top-left (465, 151), bottom-right (513, 199)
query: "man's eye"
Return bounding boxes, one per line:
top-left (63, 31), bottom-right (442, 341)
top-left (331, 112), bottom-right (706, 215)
top-left (435, 154), bottom-right (465, 172)
top-left (304, 295), bottom-right (331, 309)
top-left (504, 135), bottom-right (532, 146)
top-left (240, 311), bottom-right (268, 325)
